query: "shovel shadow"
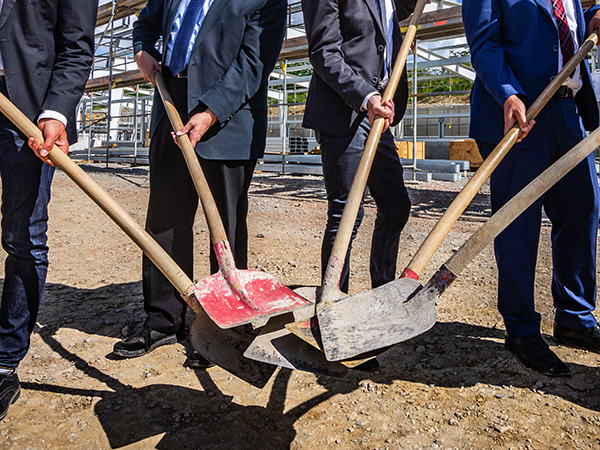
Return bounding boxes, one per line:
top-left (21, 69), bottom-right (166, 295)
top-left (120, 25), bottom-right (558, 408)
top-left (312, 321), bottom-right (600, 412)
top-left (33, 328), bottom-right (337, 449)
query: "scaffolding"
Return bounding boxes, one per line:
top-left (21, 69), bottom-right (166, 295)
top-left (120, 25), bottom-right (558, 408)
top-left (76, 0), bottom-right (599, 177)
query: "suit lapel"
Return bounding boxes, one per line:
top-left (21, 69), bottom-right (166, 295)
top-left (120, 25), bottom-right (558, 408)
top-left (533, 0), bottom-right (553, 21)
top-left (0, 0), bottom-right (17, 30)
top-left (363, 0), bottom-right (385, 37)
top-left (191, 0), bottom-right (227, 53)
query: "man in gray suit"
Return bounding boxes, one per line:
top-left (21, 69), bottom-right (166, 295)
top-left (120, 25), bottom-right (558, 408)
top-left (302, 0), bottom-right (416, 335)
top-left (113, 0), bottom-right (287, 363)
top-left (0, 0), bottom-right (97, 421)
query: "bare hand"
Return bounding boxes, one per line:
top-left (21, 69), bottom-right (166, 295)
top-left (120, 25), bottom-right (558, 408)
top-left (28, 118), bottom-right (68, 166)
top-left (586, 10), bottom-right (600, 40)
top-left (367, 95), bottom-right (395, 131)
top-left (503, 94), bottom-right (535, 141)
top-left (135, 50), bottom-right (161, 86)
top-left (172, 109), bottom-right (218, 148)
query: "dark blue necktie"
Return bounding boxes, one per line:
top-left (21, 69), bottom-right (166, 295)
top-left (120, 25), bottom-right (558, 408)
top-left (169, 0), bottom-right (207, 76)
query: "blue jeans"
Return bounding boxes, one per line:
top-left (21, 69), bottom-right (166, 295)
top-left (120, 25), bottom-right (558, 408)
top-left (0, 116), bottom-right (54, 368)
top-left (477, 98), bottom-right (599, 336)
top-left (318, 116), bottom-right (411, 293)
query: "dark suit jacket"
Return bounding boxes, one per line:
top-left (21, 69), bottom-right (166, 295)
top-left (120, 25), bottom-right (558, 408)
top-left (134, 0), bottom-right (287, 160)
top-left (463, 0), bottom-right (600, 146)
top-left (301, 0), bottom-right (417, 136)
top-left (0, 0), bottom-right (97, 143)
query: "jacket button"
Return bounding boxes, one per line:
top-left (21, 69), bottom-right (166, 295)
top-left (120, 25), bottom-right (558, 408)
top-left (378, 45), bottom-right (384, 52)
top-left (553, 45), bottom-right (559, 52)
top-left (371, 77), bottom-right (378, 84)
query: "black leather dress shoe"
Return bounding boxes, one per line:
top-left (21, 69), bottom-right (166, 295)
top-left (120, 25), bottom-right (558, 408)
top-left (0, 372), bottom-right (20, 421)
top-left (554, 323), bottom-right (600, 353)
top-left (113, 327), bottom-right (183, 358)
top-left (504, 333), bottom-right (571, 377)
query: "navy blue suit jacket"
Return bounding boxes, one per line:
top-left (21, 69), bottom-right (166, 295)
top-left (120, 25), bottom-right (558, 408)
top-left (301, 0), bottom-right (417, 136)
top-left (0, 0), bottom-right (97, 143)
top-left (134, 0), bottom-right (286, 160)
top-left (463, 0), bottom-right (600, 146)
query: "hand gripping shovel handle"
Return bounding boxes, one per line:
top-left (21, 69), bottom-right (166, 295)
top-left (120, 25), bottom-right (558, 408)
top-left (401, 32), bottom-right (599, 281)
top-left (431, 126), bottom-right (600, 293)
top-left (320, 0), bottom-right (428, 299)
top-left (0, 92), bottom-right (201, 313)
top-left (154, 72), bottom-right (227, 244)
top-left (154, 72), bottom-right (260, 311)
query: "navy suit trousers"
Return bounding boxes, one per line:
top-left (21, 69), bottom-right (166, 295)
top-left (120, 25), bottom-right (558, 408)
top-left (477, 97), bottom-right (599, 336)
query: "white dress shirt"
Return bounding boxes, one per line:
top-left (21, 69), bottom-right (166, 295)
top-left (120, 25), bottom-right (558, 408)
top-left (362, 0), bottom-right (396, 110)
top-left (543, 0), bottom-right (583, 93)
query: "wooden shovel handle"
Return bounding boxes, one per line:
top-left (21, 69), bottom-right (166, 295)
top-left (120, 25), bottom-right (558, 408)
top-left (404, 32), bottom-right (599, 279)
top-left (154, 71), bottom-right (228, 244)
top-left (0, 92), bottom-right (198, 305)
top-left (446, 126), bottom-right (600, 274)
top-left (326, 0), bottom-right (428, 267)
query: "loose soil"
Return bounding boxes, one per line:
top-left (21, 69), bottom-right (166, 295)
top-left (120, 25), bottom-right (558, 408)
top-left (1, 164), bottom-right (599, 449)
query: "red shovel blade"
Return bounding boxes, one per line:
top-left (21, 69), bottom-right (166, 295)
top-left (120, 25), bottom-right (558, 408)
top-left (194, 270), bottom-right (310, 328)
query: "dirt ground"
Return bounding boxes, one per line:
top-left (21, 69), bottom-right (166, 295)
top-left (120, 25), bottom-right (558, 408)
top-left (1, 163), bottom-right (600, 450)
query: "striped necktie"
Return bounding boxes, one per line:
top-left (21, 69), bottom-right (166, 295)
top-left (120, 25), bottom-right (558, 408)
top-left (169, 0), bottom-right (210, 76)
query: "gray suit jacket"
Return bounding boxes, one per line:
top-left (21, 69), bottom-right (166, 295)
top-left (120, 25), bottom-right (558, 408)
top-left (0, 0), bottom-right (97, 143)
top-left (134, 0), bottom-right (287, 160)
top-left (302, 0), bottom-right (417, 136)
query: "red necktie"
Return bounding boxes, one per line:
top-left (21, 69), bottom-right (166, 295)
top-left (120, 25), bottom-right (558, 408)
top-left (551, 0), bottom-right (576, 65)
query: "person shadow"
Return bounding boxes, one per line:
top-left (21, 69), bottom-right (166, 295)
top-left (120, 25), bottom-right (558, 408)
top-left (312, 321), bottom-right (600, 413)
top-left (25, 327), bottom-right (336, 449)
top-left (19, 281), bottom-right (600, 448)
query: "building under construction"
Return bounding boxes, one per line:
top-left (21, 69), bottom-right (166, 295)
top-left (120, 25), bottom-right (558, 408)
top-left (78, 0), bottom-right (599, 181)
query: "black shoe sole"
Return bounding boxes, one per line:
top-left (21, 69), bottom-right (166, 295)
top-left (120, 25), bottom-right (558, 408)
top-left (0, 388), bottom-right (20, 422)
top-left (113, 334), bottom-right (178, 358)
top-left (504, 341), bottom-right (571, 377)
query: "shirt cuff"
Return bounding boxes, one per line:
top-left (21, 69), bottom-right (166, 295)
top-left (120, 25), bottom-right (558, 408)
top-left (361, 91), bottom-right (380, 112)
top-left (38, 110), bottom-right (68, 128)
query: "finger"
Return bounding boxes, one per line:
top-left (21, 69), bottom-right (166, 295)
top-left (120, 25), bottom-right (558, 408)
top-left (176, 122), bottom-right (192, 136)
top-left (171, 131), bottom-right (180, 147)
top-left (28, 137), bottom-right (41, 152)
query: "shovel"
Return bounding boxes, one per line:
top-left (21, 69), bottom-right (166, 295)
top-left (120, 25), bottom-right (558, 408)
top-left (312, 31), bottom-right (600, 361)
top-left (154, 72), bottom-right (309, 329)
top-left (0, 93), bottom-right (276, 388)
top-left (317, 124), bottom-right (600, 361)
top-left (247, 0), bottom-right (428, 368)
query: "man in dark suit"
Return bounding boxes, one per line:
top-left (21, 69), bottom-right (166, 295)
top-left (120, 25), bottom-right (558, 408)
top-left (113, 0), bottom-right (287, 363)
top-left (463, 0), bottom-right (600, 376)
top-left (301, 0), bottom-right (415, 297)
top-left (0, 0), bottom-right (97, 421)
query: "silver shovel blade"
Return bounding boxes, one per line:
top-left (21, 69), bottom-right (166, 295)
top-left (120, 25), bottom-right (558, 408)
top-left (189, 310), bottom-right (277, 388)
top-left (316, 277), bottom-right (437, 361)
top-left (244, 313), bottom-right (347, 378)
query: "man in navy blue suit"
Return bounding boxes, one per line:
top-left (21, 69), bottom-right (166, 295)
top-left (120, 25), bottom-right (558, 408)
top-left (463, 0), bottom-right (600, 376)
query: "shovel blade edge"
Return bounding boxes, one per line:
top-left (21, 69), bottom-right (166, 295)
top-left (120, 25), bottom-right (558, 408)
top-left (317, 278), bottom-right (437, 361)
top-left (244, 314), bottom-right (347, 378)
top-left (194, 270), bottom-right (310, 328)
